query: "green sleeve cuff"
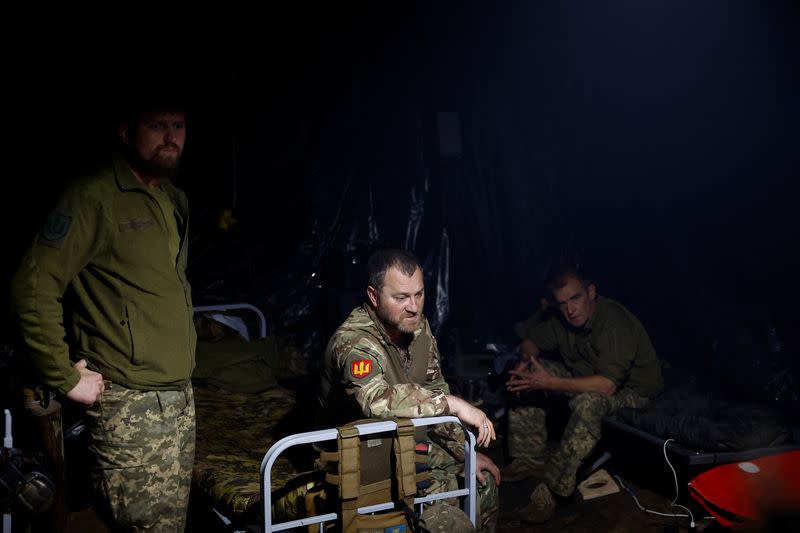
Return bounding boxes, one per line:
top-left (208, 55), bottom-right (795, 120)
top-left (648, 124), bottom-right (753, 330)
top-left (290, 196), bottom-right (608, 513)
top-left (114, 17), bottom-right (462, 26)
top-left (594, 368), bottom-right (624, 388)
top-left (51, 368), bottom-right (81, 396)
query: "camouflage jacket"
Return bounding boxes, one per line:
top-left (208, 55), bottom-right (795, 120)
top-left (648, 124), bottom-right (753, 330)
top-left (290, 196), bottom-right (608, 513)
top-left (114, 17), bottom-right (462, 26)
top-left (318, 304), bottom-right (450, 423)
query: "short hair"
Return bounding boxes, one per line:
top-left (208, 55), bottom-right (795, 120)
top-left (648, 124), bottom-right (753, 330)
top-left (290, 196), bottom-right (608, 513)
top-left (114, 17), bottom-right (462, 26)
top-left (112, 79), bottom-right (189, 129)
top-left (544, 263), bottom-right (593, 294)
top-left (116, 99), bottom-right (187, 127)
top-left (367, 249), bottom-right (420, 290)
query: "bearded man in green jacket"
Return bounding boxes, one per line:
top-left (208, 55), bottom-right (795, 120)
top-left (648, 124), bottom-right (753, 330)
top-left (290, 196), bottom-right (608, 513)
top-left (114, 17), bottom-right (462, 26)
top-left (10, 96), bottom-right (196, 532)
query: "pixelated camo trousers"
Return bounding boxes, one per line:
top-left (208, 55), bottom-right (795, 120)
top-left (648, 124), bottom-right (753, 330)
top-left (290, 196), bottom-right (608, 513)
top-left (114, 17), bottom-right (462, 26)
top-left (508, 359), bottom-right (649, 498)
top-left (86, 381), bottom-right (195, 532)
top-left (507, 359), bottom-right (575, 460)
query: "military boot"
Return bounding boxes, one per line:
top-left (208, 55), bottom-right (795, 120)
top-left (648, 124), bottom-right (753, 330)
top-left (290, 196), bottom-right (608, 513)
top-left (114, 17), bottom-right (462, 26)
top-left (499, 456), bottom-right (544, 482)
top-left (518, 482), bottom-right (556, 524)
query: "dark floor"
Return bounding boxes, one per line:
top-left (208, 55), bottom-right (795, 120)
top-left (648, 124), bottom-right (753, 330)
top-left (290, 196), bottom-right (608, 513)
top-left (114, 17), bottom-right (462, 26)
top-left (485, 435), bottom-right (715, 533)
top-left (62, 487), bottom-right (711, 533)
top-left (65, 508), bottom-right (109, 533)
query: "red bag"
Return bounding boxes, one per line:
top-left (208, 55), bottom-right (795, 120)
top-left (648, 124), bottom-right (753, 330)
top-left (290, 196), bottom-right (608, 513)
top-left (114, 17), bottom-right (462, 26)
top-left (688, 450), bottom-right (800, 529)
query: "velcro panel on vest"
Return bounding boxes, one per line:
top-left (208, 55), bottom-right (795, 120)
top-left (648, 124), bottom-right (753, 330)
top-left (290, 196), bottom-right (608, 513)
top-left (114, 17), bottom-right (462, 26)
top-left (333, 420), bottom-right (395, 503)
top-left (394, 418), bottom-right (418, 503)
top-left (358, 435), bottom-right (393, 487)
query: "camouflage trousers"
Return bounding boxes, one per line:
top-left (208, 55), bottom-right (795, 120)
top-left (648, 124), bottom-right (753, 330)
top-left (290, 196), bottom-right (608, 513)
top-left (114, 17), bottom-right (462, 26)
top-left (85, 381), bottom-right (195, 532)
top-left (425, 442), bottom-right (498, 532)
top-left (507, 359), bottom-right (649, 498)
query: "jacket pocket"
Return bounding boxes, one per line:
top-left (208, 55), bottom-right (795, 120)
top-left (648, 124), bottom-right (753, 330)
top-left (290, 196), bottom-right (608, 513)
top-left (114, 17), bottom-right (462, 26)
top-left (124, 303), bottom-right (148, 365)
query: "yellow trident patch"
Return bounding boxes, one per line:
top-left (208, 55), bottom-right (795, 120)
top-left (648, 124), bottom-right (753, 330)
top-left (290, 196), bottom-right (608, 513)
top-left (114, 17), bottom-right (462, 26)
top-left (351, 359), bottom-right (373, 378)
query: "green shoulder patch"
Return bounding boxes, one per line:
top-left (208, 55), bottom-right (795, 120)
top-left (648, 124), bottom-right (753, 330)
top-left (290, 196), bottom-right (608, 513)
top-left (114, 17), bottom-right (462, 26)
top-left (41, 213), bottom-right (72, 242)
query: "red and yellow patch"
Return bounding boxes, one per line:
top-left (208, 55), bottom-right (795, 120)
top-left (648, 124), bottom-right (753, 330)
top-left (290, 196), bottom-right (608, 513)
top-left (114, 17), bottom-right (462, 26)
top-left (351, 359), bottom-right (373, 378)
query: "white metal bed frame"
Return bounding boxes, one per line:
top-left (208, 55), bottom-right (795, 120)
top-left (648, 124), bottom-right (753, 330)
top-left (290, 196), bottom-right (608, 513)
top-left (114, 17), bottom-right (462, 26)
top-left (194, 303), bottom-right (268, 339)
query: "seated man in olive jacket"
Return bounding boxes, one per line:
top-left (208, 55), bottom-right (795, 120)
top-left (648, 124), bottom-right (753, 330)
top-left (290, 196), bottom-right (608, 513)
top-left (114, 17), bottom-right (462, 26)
top-left (504, 265), bottom-right (663, 523)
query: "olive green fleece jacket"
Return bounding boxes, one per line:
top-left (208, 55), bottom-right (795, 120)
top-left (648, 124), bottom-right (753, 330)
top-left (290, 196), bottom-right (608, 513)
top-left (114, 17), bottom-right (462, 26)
top-left (10, 153), bottom-right (196, 394)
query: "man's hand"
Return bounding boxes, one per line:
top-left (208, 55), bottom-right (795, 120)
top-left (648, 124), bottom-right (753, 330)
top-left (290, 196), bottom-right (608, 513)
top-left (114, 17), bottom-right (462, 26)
top-left (506, 358), bottom-right (554, 393)
top-left (446, 395), bottom-right (496, 448)
top-left (511, 357), bottom-right (530, 375)
top-left (65, 359), bottom-right (105, 406)
top-left (507, 339), bottom-right (539, 394)
top-left (476, 452), bottom-right (501, 487)
top-left (518, 339), bottom-right (539, 362)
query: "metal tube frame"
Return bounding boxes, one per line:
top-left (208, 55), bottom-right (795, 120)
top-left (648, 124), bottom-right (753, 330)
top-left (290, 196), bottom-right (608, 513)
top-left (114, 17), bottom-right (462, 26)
top-left (261, 416), bottom-right (477, 531)
top-left (193, 303), bottom-right (267, 339)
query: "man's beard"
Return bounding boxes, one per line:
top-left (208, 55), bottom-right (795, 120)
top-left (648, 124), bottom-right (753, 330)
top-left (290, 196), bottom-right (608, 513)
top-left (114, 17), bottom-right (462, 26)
top-left (129, 146), bottom-right (182, 178)
top-left (376, 307), bottom-right (420, 336)
top-left (396, 315), bottom-right (421, 334)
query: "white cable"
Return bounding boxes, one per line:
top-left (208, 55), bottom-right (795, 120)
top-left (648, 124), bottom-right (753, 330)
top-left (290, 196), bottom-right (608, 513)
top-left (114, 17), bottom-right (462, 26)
top-left (663, 438), bottom-right (695, 528)
top-left (612, 438), bottom-right (697, 527)
top-left (614, 475), bottom-right (689, 518)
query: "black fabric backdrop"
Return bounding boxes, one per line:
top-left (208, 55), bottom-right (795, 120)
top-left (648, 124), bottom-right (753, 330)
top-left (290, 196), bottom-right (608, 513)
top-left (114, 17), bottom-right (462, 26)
top-left (5, 1), bottom-right (800, 405)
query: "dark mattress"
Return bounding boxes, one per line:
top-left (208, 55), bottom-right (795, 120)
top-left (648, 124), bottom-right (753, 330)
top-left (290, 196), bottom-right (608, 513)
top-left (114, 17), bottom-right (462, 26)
top-left (605, 386), bottom-right (799, 465)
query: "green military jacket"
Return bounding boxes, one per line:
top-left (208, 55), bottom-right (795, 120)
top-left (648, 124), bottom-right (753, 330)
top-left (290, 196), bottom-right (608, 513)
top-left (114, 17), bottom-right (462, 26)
top-left (10, 153), bottom-right (196, 394)
top-left (529, 296), bottom-right (663, 398)
top-left (318, 304), bottom-right (451, 424)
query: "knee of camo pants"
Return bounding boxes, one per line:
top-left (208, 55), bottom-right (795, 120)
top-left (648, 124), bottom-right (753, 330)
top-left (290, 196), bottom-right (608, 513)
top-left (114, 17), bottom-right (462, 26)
top-left (420, 501), bottom-right (475, 532)
top-left (421, 472), bottom-right (495, 533)
top-left (568, 391), bottom-right (611, 432)
top-left (425, 466), bottom-right (461, 508)
top-left (87, 382), bottom-right (195, 532)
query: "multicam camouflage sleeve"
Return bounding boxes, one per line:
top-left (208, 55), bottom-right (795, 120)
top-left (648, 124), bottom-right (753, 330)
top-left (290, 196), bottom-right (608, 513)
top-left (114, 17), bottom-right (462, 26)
top-left (335, 337), bottom-right (450, 419)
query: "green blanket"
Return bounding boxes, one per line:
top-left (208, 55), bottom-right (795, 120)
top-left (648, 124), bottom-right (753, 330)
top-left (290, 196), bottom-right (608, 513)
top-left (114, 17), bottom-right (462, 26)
top-left (192, 336), bottom-right (307, 393)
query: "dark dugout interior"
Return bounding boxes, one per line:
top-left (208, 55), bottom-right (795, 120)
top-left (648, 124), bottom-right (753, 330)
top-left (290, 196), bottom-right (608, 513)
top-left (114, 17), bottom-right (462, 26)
top-left (5, 1), bottom-right (800, 411)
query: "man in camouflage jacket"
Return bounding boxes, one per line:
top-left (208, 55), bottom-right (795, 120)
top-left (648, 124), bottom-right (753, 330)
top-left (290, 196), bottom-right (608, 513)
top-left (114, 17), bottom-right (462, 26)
top-left (319, 249), bottom-right (501, 531)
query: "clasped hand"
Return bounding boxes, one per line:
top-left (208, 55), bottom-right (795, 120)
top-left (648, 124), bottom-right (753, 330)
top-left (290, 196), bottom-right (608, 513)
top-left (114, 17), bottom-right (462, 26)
top-left (505, 357), bottom-right (552, 393)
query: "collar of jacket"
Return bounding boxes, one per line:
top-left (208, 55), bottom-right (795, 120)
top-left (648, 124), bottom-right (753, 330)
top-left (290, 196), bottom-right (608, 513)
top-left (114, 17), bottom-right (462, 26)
top-left (112, 152), bottom-right (176, 194)
top-left (582, 295), bottom-right (608, 333)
